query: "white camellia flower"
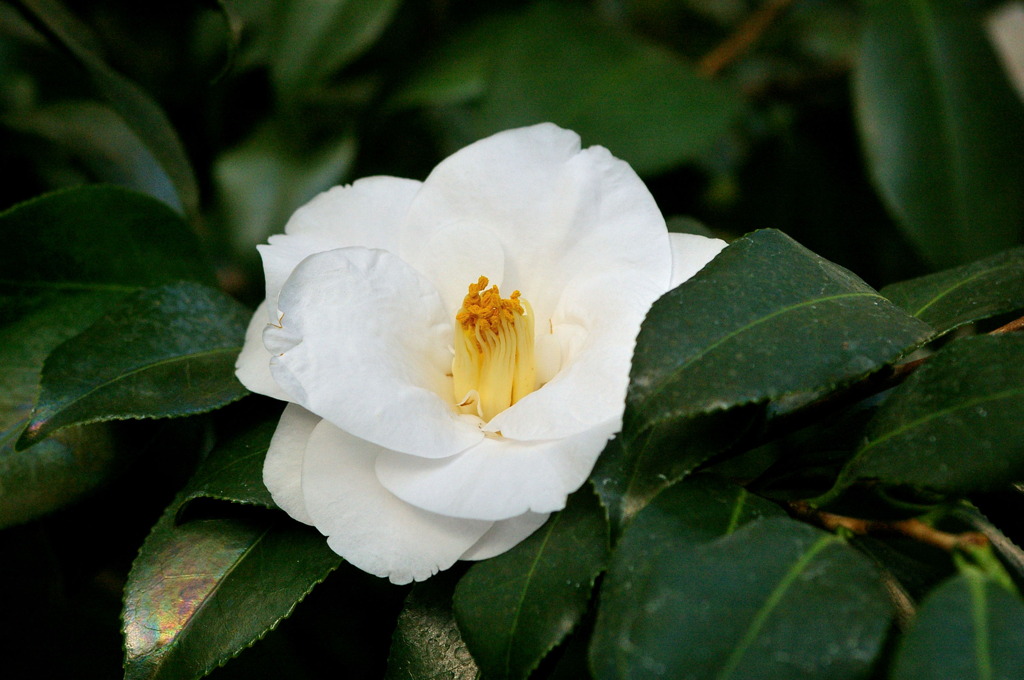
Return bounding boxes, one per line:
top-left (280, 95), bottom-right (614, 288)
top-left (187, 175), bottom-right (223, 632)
top-left (235, 123), bottom-right (727, 584)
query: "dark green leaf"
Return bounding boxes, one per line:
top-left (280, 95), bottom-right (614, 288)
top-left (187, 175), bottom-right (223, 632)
top-left (453, 486), bottom-right (609, 680)
top-left (591, 475), bottom-right (788, 675)
top-left (890, 569), bottom-right (1024, 679)
top-left (854, 0), bottom-right (1024, 268)
top-left (595, 230), bottom-right (932, 530)
top-left (270, 0), bottom-right (400, 101)
top-left (397, 2), bottom-right (742, 176)
top-left (590, 517), bottom-right (892, 680)
top-left (4, 101), bottom-right (180, 209)
top-left (13, 0), bottom-right (200, 215)
top-left (0, 416), bottom-right (119, 529)
top-left (0, 187), bottom-right (210, 522)
top-left (627, 229), bottom-right (932, 432)
top-left (19, 281), bottom-right (250, 448)
top-left (881, 246), bottom-right (1024, 338)
top-left (591, 411), bottom-right (755, 537)
top-left (386, 571), bottom-right (480, 680)
top-left (832, 334), bottom-right (1024, 499)
top-left (123, 501), bottom-right (342, 680)
top-left (0, 185), bottom-right (213, 291)
top-left (180, 416), bottom-right (278, 514)
top-left (214, 121), bottom-right (356, 251)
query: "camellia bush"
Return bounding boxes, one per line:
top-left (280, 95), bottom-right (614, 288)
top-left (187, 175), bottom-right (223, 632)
top-left (2, 1), bottom-right (1024, 679)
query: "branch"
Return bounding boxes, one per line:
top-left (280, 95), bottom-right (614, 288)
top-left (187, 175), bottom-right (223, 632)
top-left (697, 0), bottom-right (796, 77)
top-left (789, 502), bottom-right (988, 552)
top-left (991, 313), bottom-right (1024, 335)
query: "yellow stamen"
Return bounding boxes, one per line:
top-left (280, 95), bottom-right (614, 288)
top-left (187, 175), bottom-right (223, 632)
top-left (453, 276), bottom-right (536, 421)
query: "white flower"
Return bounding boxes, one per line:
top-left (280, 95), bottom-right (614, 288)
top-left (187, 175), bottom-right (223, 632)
top-left (235, 123), bottom-right (726, 584)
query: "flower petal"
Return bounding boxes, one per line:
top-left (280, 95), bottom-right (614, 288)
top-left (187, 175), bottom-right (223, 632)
top-left (400, 123), bottom-right (672, 323)
top-left (265, 247), bottom-right (483, 458)
top-left (258, 176), bottom-right (421, 315)
top-left (459, 511), bottom-right (551, 561)
top-left (235, 300), bottom-right (290, 401)
top-left (399, 223), bottom-right (505, 316)
top-left (668, 232), bottom-right (728, 289)
top-left (302, 419), bottom-right (492, 585)
top-left (263, 403), bottom-right (319, 525)
top-left (375, 421), bottom-right (617, 521)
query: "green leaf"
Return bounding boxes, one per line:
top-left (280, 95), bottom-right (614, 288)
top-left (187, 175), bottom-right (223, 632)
top-left (0, 187), bottom-right (212, 522)
top-left (832, 334), bottom-right (1024, 499)
top-left (594, 229), bottom-right (932, 530)
top-left (890, 569), bottom-right (1024, 679)
top-left (0, 185), bottom-right (213, 291)
top-left (4, 101), bottom-right (181, 209)
top-left (881, 246), bottom-right (1024, 338)
top-left (180, 416), bottom-right (278, 513)
top-left (854, 0), bottom-right (1024, 268)
top-left (123, 501), bottom-right (342, 680)
top-left (19, 281), bottom-right (250, 448)
top-left (397, 2), bottom-right (742, 176)
top-left (591, 475), bottom-right (788, 676)
top-left (591, 411), bottom-right (754, 536)
top-left (590, 517), bottom-right (892, 680)
top-left (453, 486), bottom-right (609, 680)
top-left (214, 120), bottom-right (356, 252)
top-left (386, 571), bottom-right (480, 680)
top-left (270, 0), bottom-right (400, 101)
top-left (627, 230), bottom-right (932, 431)
top-left (12, 0), bottom-right (200, 216)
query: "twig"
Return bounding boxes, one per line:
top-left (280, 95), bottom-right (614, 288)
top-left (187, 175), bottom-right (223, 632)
top-left (990, 314), bottom-right (1024, 335)
top-left (790, 502), bottom-right (988, 552)
top-left (697, 0), bottom-right (796, 77)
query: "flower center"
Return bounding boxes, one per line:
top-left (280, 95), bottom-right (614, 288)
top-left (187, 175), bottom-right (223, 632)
top-left (453, 276), bottom-right (536, 421)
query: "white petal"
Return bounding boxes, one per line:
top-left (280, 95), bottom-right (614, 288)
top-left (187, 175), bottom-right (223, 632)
top-left (460, 512), bottom-right (551, 561)
top-left (375, 421), bottom-right (617, 521)
top-left (302, 420), bottom-right (492, 585)
top-left (235, 301), bottom-right (290, 401)
top-left (668, 232), bottom-right (728, 289)
top-left (263, 403), bottom-right (319, 525)
top-left (400, 123), bottom-right (672, 323)
top-left (265, 247), bottom-right (483, 458)
top-left (399, 223), bottom-right (505, 316)
top-left (258, 176), bottom-right (422, 315)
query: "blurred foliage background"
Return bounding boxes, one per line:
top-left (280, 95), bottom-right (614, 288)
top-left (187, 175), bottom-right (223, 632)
top-left (0, 0), bottom-right (1022, 677)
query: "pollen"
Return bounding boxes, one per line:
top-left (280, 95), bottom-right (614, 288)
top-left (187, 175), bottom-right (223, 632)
top-left (453, 276), bottom-right (536, 421)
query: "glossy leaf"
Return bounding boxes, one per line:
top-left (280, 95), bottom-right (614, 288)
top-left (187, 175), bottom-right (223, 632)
top-left (0, 185), bottom-right (212, 291)
top-left (386, 572), bottom-right (480, 680)
top-left (854, 0), bottom-right (1024, 268)
top-left (890, 569), bottom-right (1024, 679)
top-left (0, 188), bottom-right (211, 522)
top-left (19, 281), bottom-right (249, 448)
top-left (396, 2), bottom-right (742, 176)
top-left (595, 229), bottom-right (932, 530)
top-left (179, 416), bottom-right (278, 514)
top-left (591, 517), bottom-right (892, 680)
top-left (123, 501), bottom-right (342, 680)
top-left (626, 229), bottom-right (932, 432)
top-left (453, 486), bottom-right (609, 680)
top-left (591, 475), bottom-right (787, 677)
top-left (270, 0), bottom-right (400, 101)
top-left (834, 334), bottom-right (1024, 498)
top-left (881, 246), bottom-right (1024, 338)
top-left (13, 0), bottom-right (200, 215)
top-left (591, 411), bottom-right (755, 536)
